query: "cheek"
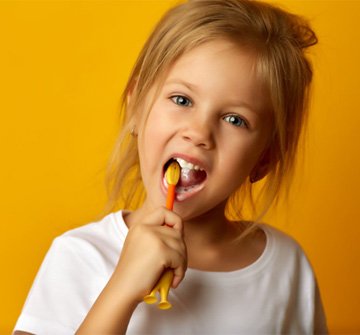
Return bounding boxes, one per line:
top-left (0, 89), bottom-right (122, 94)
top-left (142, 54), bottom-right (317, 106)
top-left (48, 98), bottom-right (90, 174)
top-left (220, 137), bottom-right (265, 183)
top-left (142, 101), bottom-right (171, 138)
top-left (140, 120), bottom-right (167, 159)
top-left (138, 111), bottom-right (170, 176)
top-left (223, 155), bottom-right (253, 189)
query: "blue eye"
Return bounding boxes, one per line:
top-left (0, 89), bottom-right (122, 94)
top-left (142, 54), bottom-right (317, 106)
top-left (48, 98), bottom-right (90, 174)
top-left (223, 114), bottom-right (247, 128)
top-left (171, 95), bottom-right (192, 107)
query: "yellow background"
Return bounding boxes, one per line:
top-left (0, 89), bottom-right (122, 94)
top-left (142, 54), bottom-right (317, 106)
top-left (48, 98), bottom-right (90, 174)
top-left (1, 1), bottom-right (359, 333)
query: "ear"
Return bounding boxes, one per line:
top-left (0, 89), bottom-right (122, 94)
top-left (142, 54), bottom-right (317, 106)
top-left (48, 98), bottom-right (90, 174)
top-left (126, 78), bottom-right (139, 132)
top-left (126, 78), bottom-right (138, 107)
top-left (249, 148), bottom-right (272, 183)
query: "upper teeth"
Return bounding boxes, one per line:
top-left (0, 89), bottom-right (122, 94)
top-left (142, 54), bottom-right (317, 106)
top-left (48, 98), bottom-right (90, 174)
top-left (175, 157), bottom-right (203, 171)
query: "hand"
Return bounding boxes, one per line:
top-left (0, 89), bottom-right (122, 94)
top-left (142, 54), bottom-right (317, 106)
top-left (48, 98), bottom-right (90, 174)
top-left (113, 207), bottom-right (188, 303)
top-left (76, 208), bottom-right (187, 333)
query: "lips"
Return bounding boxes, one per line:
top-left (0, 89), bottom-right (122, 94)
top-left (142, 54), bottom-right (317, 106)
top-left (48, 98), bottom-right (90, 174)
top-left (163, 156), bottom-right (207, 201)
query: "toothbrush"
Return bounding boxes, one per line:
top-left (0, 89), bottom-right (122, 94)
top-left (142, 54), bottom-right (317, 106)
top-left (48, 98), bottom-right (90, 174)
top-left (143, 160), bottom-right (181, 310)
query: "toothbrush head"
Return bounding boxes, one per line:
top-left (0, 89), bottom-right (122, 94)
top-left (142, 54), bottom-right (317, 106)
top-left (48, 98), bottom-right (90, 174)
top-left (165, 160), bottom-right (181, 186)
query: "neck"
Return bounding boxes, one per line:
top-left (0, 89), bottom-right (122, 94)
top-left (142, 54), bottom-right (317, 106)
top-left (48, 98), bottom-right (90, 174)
top-left (182, 203), bottom-right (243, 271)
top-left (183, 205), bottom-right (228, 245)
top-left (182, 203), bottom-right (266, 272)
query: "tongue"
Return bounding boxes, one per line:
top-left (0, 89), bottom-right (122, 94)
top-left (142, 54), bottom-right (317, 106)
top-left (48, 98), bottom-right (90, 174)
top-left (177, 168), bottom-right (207, 187)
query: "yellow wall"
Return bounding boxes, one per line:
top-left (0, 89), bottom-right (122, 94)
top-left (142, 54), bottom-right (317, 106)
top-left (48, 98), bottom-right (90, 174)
top-left (1, 1), bottom-right (359, 333)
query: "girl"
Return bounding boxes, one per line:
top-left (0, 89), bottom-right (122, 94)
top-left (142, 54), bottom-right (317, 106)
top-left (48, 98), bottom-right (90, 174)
top-left (14, 0), bottom-right (327, 334)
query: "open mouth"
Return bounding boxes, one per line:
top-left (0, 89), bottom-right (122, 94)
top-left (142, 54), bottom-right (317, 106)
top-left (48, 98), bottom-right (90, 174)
top-left (163, 157), bottom-right (207, 199)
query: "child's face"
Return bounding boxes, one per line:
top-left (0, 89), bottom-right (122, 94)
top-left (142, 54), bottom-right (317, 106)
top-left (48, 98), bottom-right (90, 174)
top-left (137, 39), bottom-right (273, 220)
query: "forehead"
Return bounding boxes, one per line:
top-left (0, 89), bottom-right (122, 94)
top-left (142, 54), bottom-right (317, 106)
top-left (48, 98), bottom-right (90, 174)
top-left (169, 39), bottom-right (256, 81)
top-left (163, 39), bottom-right (270, 115)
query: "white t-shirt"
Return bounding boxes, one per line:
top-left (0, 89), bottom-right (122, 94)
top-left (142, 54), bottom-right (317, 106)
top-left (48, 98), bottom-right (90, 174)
top-left (14, 211), bottom-right (327, 334)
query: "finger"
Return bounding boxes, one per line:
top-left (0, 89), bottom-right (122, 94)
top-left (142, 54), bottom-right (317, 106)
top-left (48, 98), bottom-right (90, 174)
top-left (156, 224), bottom-right (183, 241)
top-left (152, 226), bottom-right (186, 256)
top-left (142, 207), bottom-right (183, 233)
top-left (161, 208), bottom-right (183, 232)
top-left (159, 239), bottom-right (187, 289)
top-left (171, 258), bottom-right (187, 289)
top-left (172, 274), bottom-right (183, 289)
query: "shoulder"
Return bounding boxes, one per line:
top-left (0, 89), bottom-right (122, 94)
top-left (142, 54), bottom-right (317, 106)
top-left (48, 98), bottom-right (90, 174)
top-left (58, 210), bottom-right (127, 246)
top-left (61, 210), bottom-right (127, 241)
top-left (261, 223), bottom-right (307, 255)
top-left (46, 211), bottom-right (128, 275)
top-left (260, 224), bottom-right (315, 277)
top-left (260, 224), bottom-right (328, 332)
top-left (13, 212), bottom-right (128, 333)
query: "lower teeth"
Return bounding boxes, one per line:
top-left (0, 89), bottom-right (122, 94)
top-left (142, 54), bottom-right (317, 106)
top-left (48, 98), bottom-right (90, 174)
top-left (176, 184), bottom-right (199, 193)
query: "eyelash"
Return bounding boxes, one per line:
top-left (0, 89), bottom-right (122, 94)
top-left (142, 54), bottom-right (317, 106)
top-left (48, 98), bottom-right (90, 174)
top-left (170, 95), bottom-right (192, 107)
top-left (170, 95), bottom-right (248, 128)
top-left (223, 114), bottom-right (248, 128)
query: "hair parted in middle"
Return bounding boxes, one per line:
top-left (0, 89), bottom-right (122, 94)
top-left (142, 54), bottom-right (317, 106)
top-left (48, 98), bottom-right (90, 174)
top-left (105, 0), bottom-right (317, 221)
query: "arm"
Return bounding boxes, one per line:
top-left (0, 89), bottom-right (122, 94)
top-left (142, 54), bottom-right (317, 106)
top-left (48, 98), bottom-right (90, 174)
top-left (76, 271), bottom-right (138, 334)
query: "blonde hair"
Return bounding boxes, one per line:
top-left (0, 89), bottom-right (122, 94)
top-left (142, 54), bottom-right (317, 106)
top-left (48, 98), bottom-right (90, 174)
top-left (105, 0), bottom-right (317, 222)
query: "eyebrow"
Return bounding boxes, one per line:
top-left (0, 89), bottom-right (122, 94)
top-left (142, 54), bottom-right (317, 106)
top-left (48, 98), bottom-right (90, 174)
top-left (164, 79), bottom-right (199, 92)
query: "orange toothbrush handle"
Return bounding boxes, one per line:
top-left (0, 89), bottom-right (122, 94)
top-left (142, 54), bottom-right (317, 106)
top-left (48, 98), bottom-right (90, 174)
top-left (166, 184), bottom-right (176, 210)
top-left (143, 183), bottom-right (177, 309)
top-left (144, 161), bottom-right (180, 309)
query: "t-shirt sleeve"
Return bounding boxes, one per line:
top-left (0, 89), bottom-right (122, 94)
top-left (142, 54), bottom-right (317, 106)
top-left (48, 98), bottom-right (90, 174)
top-left (314, 279), bottom-right (328, 334)
top-left (297, 244), bottom-right (328, 334)
top-left (13, 235), bottom-right (109, 335)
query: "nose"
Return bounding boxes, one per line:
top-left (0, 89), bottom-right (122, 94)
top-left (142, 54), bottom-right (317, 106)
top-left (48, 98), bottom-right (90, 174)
top-left (181, 115), bottom-right (215, 150)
